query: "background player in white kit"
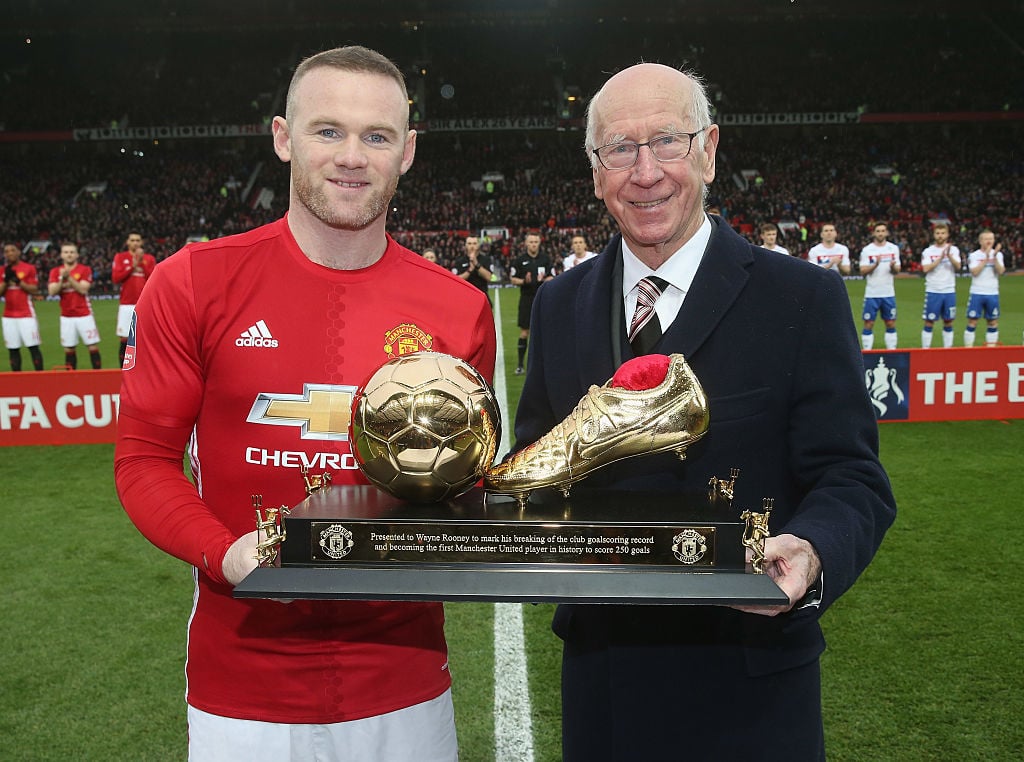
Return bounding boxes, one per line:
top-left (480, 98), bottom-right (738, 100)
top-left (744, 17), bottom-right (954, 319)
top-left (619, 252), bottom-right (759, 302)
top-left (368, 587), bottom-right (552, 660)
top-left (758, 222), bottom-right (790, 255)
top-left (807, 223), bottom-right (850, 275)
top-left (859, 223), bottom-right (901, 350)
top-left (919, 221), bottom-right (960, 348)
top-left (963, 229), bottom-right (1005, 347)
top-left (561, 234), bottom-right (598, 270)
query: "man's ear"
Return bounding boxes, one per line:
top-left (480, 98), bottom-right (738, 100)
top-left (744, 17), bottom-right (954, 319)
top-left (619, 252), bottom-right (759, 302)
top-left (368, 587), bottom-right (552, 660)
top-left (272, 116), bottom-right (291, 163)
top-left (699, 123), bottom-right (720, 185)
top-left (400, 129), bottom-right (417, 176)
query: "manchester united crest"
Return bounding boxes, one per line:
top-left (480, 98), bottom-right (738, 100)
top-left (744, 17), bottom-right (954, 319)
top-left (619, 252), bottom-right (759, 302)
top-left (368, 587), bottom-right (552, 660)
top-left (384, 323), bottom-right (433, 358)
top-left (318, 524), bottom-right (355, 560)
top-left (671, 528), bottom-right (708, 565)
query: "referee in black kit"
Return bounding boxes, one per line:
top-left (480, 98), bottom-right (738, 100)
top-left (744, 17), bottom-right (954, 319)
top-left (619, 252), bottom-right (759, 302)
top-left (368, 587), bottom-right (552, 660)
top-left (510, 232), bottom-right (553, 374)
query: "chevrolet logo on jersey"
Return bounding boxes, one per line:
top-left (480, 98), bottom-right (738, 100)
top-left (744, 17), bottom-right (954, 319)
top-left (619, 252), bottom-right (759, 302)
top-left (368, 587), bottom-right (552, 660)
top-left (246, 384), bottom-right (358, 441)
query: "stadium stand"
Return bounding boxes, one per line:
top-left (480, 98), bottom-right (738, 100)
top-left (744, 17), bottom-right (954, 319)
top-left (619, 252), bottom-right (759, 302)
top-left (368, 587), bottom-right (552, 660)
top-left (2, 3), bottom-right (1021, 289)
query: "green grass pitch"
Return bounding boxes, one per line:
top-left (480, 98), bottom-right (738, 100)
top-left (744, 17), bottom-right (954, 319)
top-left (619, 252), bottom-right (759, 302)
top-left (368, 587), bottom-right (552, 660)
top-left (3, 277), bottom-right (1023, 760)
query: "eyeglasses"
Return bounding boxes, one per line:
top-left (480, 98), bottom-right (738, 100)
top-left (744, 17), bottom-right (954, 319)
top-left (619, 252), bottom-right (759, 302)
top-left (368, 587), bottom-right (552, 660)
top-left (591, 129), bottom-right (707, 170)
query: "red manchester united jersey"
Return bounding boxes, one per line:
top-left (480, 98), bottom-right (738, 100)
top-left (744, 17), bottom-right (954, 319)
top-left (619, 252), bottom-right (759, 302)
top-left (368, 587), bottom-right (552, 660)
top-left (115, 216), bottom-right (496, 724)
top-left (111, 250), bottom-right (157, 305)
top-left (48, 264), bottom-right (93, 317)
top-left (3, 261), bottom-right (38, 318)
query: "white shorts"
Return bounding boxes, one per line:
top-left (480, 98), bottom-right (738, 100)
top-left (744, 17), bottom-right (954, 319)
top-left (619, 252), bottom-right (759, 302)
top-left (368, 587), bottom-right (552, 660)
top-left (3, 316), bottom-right (41, 349)
top-left (187, 688), bottom-right (458, 762)
top-left (116, 304), bottom-right (136, 337)
top-left (60, 315), bottom-right (100, 348)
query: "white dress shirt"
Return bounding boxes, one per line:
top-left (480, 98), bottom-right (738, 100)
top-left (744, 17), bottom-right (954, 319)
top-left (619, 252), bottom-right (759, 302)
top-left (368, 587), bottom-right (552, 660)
top-left (622, 214), bottom-right (713, 332)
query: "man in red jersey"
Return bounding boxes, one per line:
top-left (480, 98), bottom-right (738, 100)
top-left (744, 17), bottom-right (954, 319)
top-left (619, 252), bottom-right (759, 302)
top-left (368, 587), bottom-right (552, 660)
top-left (111, 232), bottom-right (155, 367)
top-left (47, 242), bottom-right (101, 369)
top-left (1, 243), bottom-right (45, 371)
top-left (114, 46), bottom-right (495, 761)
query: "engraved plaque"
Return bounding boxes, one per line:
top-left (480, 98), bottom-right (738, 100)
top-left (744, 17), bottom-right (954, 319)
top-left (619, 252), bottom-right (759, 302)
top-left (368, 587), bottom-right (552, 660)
top-left (234, 483), bottom-right (787, 605)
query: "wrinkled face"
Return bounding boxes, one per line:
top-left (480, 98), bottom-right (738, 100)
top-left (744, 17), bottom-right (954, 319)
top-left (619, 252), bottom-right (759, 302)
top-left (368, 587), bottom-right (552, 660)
top-left (979, 232), bottom-right (995, 250)
top-left (761, 229), bottom-right (778, 247)
top-left (465, 237), bottom-right (480, 256)
top-left (591, 64), bottom-right (717, 260)
top-left (821, 225), bottom-right (837, 244)
top-left (126, 233), bottom-right (143, 252)
top-left (933, 227), bottom-right (949, 245)
top-left (4, 244), bottom-right (19, 264)
top-left (873, 225), bottom-right (888, 243)
top-left (571, 236), bottom-right (587, 256)
top-left (525, 234), bottom-right (540, 256)
top-left (60, 245), bottom-right (79, 265)
top-left (273, 67), bottom-right (415, 232)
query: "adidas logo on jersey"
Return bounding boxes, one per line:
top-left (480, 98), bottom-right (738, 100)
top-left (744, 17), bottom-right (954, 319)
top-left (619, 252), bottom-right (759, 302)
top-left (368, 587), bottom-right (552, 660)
top-left (236, 320), bottom-right (279, 348)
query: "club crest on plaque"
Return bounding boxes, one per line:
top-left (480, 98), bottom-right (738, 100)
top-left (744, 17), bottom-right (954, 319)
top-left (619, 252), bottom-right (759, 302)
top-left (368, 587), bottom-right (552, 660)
top-left (318, 524), bottom-right (355, 560)
top-left (671, 528), bottom-right (708, 565)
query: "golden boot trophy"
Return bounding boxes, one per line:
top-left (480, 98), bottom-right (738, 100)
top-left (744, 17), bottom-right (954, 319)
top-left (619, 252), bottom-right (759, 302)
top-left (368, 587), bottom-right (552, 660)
top-left (485, 354), bottom-right (709, 507)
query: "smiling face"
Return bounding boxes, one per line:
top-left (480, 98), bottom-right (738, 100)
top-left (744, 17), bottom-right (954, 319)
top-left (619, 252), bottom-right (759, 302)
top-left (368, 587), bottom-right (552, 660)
top-left (273, 66), bottom-right (415, 233)
top-left (589, 64), bottom-right (718, 266)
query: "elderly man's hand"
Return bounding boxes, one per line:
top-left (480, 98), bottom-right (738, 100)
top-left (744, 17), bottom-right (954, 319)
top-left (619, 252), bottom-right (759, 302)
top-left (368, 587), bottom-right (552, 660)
top-left (732, 533), bottom-right (821, 617)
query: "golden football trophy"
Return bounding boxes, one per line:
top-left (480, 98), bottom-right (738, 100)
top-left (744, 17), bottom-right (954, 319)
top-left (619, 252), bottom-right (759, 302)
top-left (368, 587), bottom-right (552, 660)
top-left (349, 352), bottom-right (501, 503)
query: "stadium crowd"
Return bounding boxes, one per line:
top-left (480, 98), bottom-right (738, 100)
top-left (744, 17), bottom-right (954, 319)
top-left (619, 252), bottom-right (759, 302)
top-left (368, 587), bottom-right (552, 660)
top-left (3, 122), bottom-right (1020, 292)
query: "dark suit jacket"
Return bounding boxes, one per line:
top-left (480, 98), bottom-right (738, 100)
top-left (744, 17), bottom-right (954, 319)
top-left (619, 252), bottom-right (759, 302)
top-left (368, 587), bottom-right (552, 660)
top-left (513, 217), bottom-right (896, 757)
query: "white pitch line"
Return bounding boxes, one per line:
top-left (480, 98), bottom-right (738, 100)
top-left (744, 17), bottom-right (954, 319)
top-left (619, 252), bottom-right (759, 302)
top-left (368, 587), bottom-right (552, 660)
top-left (494, 602), bottom-right (534, 762)
top-left (491, 287), bottom-right (513, 461)
top-left (490, 287), bottom-right (535, 762)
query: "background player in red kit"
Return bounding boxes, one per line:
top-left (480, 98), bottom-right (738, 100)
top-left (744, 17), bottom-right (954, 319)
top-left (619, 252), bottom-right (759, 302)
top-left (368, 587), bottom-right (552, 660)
top-left (114, 46), bottom-right (495, 761)
top-left (111, 231), bottom-right (155, 366)
top-left (47, 242), bottom-right (102, 369)
top-left (2, 242), bottom-right (45, 371)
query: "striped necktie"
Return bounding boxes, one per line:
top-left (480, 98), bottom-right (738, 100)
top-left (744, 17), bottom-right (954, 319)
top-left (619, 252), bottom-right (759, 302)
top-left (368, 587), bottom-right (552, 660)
top-left (629, 276), bottom-right (669, 356)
